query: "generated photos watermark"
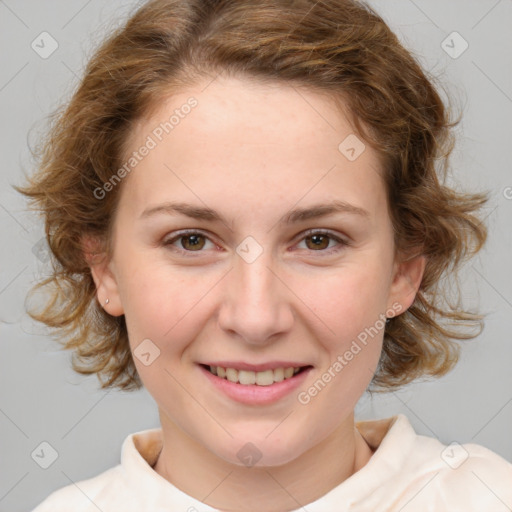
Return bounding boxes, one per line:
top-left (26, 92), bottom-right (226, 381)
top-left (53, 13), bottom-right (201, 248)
top-left (93, 97), bottom-right (198, 200)
top-left (297, 302), bottom-right (403, 405)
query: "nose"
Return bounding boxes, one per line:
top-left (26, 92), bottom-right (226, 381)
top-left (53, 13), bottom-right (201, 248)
top-left (217, 250), bottom-right (294, 346)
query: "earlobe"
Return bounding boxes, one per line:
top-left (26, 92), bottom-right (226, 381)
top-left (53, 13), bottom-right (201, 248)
top-left (387, 253), bottom-right (426, 316)
top-left (82, 235), bottom-right (124, 316)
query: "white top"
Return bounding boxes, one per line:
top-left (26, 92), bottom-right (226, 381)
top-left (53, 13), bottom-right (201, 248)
top-left (32, 414), bottom-right (512, 511)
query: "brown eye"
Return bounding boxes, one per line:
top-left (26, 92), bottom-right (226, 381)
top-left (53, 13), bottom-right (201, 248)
top-left (296, 230), bottom-right (349, 255)
top-left (163, 231), bottom-right (215, 253)
top-left (180, 234), bottom-right (206, 251)
top-left (304, 233), bottom-right (331, 250)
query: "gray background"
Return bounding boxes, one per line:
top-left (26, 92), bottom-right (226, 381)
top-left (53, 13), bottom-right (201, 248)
top-left (0, 1), bottom-right (511, 510)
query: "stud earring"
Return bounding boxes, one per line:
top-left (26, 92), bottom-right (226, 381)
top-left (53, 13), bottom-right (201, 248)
top-left (105, 298), bottom-right (110, 305)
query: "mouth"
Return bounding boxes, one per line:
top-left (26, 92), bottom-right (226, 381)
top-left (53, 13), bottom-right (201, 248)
top-left (199, 363), bottom-right (313, 386)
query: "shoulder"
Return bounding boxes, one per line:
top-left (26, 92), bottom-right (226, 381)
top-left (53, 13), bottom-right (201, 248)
top-left (390, 416), bottom-right (512, 510)
top-left (356, 414), bottom-right (512, 511)
top-left (429, 443), bottom-right (512, 509)
top-left (31, 428), bottom-right (164, 512)
top-left (31, 465), bottom-right (122, 512)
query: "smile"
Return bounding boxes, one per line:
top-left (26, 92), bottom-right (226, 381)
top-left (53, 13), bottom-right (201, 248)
top-left (198, 363), bottom-right (313, 405)
top-left (204, 365), bottom-right (308, 386)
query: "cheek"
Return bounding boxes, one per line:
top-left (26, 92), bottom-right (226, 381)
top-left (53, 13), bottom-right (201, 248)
top-left (304, 264), bottom-right (390, 342)
top-left (296, 271), bottom-right (386, 424)
top-left (117, 264), bottom-right (225, 380)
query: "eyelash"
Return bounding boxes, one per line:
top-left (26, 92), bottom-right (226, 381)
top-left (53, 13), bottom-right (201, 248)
top-left (162, 229), bottom-right (349, 256)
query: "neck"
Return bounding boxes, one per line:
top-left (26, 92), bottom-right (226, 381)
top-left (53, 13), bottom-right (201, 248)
top-left (153, 410), bottom-right (374, 512)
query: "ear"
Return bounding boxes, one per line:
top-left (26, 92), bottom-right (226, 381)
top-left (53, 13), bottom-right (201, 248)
top-left (386, 251), bottom-right (426, 317)
top-left (82, 235), bottom-right (124, 316)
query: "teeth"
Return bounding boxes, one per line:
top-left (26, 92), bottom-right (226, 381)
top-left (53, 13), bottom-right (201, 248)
top-left (239, 370), bottom-right (256, 385)
top-left (226, 368), bottom-right (238, 383)
top-left (207, 365), bottom-right (304, 386)
top-left (255, 369), bottom-right (274, 386)
top-left (274, 367), bottom-right (284, 382)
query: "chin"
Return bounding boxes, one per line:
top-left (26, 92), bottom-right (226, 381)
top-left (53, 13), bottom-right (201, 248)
top-left (210, 432), bottom-right (307, 468)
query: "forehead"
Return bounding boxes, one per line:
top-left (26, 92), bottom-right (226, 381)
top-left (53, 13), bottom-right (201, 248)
top-left (119, 75), bottom-right (386, 220)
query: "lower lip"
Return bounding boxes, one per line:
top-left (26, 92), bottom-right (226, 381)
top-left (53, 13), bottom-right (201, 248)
top-left (198, 365), bottom-right (313, 405)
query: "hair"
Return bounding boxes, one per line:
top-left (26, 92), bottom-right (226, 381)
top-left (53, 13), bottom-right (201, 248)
top-left (16, 0), bottom-right (488, 392)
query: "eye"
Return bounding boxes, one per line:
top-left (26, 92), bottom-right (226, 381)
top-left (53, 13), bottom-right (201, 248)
top-left (162, 229), bottom-right (349, 256)
top-left (295, 230), bottom-right (348, 254)
top-left (163, 230), bottom-right (217, 253)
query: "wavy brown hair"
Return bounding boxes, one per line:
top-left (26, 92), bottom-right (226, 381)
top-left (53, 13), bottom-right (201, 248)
top-left (16, 0), bottom-right (488, 391)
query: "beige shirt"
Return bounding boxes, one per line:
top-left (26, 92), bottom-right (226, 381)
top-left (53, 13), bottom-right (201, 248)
top-left (32, 414), bottom-right (512, 511)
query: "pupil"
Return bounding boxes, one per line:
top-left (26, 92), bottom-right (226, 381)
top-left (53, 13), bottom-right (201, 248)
top-left (183, 234), bottom-right (204, 250)
top-left (309, 234), bottom-right (328, 250)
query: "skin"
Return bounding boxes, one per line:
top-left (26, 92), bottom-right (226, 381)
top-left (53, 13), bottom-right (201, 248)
top-left (86, 74), bottom-right (425, 512)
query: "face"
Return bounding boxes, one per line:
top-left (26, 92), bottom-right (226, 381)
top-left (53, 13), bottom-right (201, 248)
top-left (89, 74), bottom-right (424, 467)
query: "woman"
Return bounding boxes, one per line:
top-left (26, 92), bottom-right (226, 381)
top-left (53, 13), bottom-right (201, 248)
top-left (18, 0), bottom-right (512, 510)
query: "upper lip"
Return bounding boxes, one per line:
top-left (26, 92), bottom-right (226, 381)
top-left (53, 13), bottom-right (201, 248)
top-left (200, 361), bottom-right (312, 372)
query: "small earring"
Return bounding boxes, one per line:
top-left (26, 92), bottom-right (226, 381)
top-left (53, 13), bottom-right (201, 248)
top-left (105, 298), bottom-right (110, 305)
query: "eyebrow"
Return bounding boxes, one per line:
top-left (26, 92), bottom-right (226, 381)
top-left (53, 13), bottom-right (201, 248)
top-left (139, 200), bottom-right (370, 224)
